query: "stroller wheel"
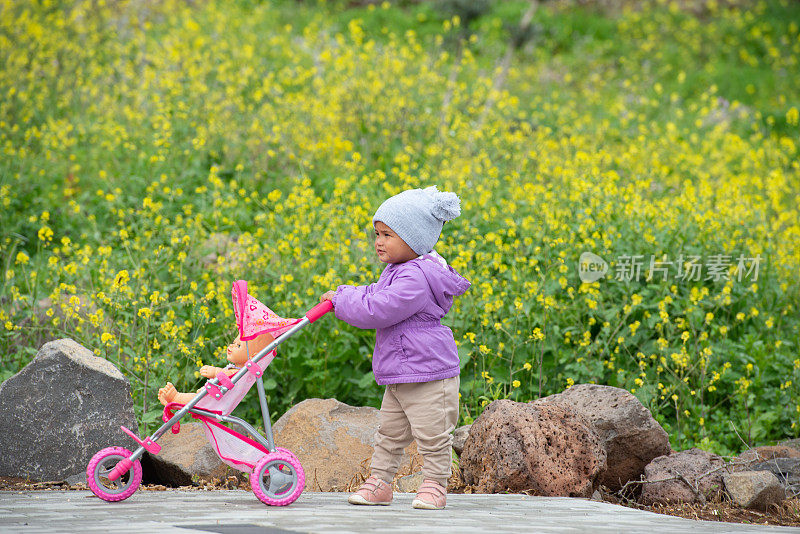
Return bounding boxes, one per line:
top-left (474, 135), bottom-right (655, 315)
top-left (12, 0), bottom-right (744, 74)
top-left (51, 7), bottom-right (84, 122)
top-left (250, 451), bottom-right (305, 506)
top-left (276, 447), bottom-right (298, 462)
top-left (87, 446), bottom-right (142, 502)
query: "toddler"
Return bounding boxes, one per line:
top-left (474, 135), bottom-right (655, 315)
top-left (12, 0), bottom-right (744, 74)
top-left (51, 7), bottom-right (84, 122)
top-left (320, 185), bottom-right (470, 510)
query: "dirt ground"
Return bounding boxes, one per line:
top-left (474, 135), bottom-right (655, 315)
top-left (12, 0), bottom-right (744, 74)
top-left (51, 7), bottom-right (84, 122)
top-left (2, 476), bottom-right (798, 528)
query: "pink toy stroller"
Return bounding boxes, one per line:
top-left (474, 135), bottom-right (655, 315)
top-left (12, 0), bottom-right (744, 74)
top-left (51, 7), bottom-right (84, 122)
top-left (86, 280), bottom-right (333, 506)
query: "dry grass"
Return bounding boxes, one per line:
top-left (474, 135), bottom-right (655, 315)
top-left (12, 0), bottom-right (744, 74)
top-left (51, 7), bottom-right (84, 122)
top-left (624, 494), bottom-right (800, 527)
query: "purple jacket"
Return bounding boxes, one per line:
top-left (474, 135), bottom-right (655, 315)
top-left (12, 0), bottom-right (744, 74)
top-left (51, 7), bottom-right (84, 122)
top-left (332, 252), bottom-right (471, 385)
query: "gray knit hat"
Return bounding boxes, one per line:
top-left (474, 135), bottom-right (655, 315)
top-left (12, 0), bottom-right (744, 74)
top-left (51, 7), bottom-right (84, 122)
top-left (372, 185), bottom-right (462, 255)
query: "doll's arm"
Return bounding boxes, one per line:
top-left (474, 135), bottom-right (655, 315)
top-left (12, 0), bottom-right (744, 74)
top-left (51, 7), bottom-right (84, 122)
top-left (158, 382), bottom-right (203, 406)
top-left (333, 268), bottom-right (427, 329)
top-left (200, 365), bottom-right (224, 378)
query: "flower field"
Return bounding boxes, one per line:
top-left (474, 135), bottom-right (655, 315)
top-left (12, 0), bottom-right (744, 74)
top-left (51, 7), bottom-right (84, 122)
top-left (1, 0), bottom-right (798, 455)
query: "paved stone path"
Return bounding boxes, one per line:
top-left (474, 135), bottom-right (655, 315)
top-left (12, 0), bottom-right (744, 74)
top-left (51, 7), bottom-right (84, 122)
top-left (1, 490), bottom-right (798, 533)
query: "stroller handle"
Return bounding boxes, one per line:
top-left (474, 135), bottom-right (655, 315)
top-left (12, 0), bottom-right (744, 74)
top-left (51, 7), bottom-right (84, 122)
top-left (306, 299), bottom-right (333, 323)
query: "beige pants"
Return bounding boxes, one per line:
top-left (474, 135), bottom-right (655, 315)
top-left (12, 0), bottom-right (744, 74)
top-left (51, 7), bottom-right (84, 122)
top-left (370, 376), bottom-right (460, 488)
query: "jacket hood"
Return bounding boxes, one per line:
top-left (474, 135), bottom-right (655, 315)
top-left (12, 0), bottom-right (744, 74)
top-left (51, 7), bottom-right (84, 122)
top-left (402, 254), bottom-right (471, 313)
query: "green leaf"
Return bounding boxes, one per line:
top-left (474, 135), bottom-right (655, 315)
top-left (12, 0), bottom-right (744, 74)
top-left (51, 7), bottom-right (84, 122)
top-left (263, 377), bottom-right (277, 390)
top-left (458, 345), bottom-right (471, 370)
top-left (358, 371), bottom-right (375, 389)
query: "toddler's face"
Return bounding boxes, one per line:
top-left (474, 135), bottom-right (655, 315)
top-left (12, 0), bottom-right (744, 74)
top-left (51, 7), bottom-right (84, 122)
top-left (374, 221), bottom-right (417, 264)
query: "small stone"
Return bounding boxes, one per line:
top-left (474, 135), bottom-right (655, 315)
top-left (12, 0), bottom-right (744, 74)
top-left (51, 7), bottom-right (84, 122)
top-left (734, 445), bottom-right (800, 467)
top-left (396, 472), bottom-right (423, 493)
top-left (452, 425), bottom-right (471, 456)
top-left (778, 438), bottom-right (800, 454)
top-left (639, 448), bottom-right (726, 506)
top-left (748, 458), bottom-right (800, 498)
top-left (723, 470), bottom-right (785, 510)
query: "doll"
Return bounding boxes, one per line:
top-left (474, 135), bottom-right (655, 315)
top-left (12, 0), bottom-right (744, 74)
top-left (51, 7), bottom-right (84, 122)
top-left (159, 280), bottom-right (298, 406)
top-left (157, 331), bottom-right (274, 406)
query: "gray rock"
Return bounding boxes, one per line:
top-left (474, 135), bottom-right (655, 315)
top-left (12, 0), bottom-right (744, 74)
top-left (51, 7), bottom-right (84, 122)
top-left (0, 339), bottom-right (139, 481)
top-left (749, 457), bottom-right (800, 498)
top-left (452, 424), bottom-right (471, 456)
top-left (639, 448), bottom-right (726, 505)
top-left (145, 422), bottom-right (238, 486)
top-left (536, 384), bottom-right (670, 491)
top-left (723, 470), bottom-right (785, 510)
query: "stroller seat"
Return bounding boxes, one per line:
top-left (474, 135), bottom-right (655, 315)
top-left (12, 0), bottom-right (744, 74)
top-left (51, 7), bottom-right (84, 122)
top-left (161, 347), bottom-right (280, 473)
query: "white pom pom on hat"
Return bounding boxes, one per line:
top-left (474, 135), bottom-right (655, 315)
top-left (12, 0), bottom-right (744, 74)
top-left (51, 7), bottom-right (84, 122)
top-left (423, 185), bottom-right (462, 222)
top-left (373, 185), bottom-right (463, 255)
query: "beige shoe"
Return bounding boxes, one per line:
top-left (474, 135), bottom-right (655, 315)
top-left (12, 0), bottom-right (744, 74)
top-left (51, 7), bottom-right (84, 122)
top-left (347, 476), bottom-right (393, 506)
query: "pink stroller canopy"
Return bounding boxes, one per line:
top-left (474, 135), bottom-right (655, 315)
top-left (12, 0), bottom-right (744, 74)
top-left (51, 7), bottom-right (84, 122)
top-left (232, 280), bottom-right (300, 341)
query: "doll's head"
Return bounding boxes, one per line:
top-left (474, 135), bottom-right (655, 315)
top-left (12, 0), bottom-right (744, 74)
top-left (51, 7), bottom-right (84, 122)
top-left (372, 185), bottom-right (461, 263)
top-left (226, 331), bottom-right (275, 367)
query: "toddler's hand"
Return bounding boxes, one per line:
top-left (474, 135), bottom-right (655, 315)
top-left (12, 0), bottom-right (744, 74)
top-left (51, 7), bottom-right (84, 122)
top-left (320, 290), bottom-right (335, 303)
top-left (200, 365), bottom-right (218, 378)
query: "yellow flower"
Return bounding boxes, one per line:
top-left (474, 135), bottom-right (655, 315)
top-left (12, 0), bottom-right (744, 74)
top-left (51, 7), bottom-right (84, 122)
top-left (15, 251), bottom-right (29, 265)
top-left (787, 106), bottom-right (799, 126)
top-left (137, 307), bottom-right (152, 319)
top-left (101, 332), bottom-right (114, 344)
top-left (523, 362), bottom-right (532, 371)
top-left (38, 226), bottom-right (53, 242)
top-left (113, 270), bottom-right (130, 288)
top-left (512, 380), bottom-right (521, 388)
